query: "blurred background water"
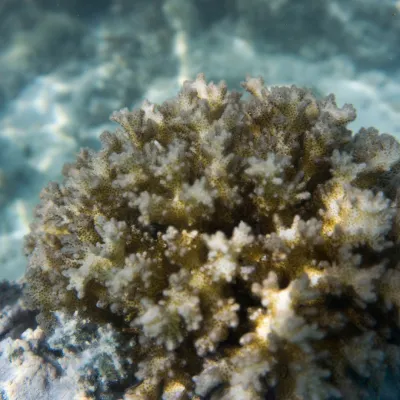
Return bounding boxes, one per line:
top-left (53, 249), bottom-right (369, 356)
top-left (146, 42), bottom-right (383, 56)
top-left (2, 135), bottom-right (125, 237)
top-left (0, 0), bottom-right (400, 282)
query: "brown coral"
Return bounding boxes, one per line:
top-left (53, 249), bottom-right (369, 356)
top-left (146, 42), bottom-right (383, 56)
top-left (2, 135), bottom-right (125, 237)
top-left (24, 74), bottom-right (400, 399)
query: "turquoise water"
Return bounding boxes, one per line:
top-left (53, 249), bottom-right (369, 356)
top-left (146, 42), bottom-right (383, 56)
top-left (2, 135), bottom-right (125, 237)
top-left (0, 1), bottom-right (400, 399)
top-left (0, 0), bottom-right (400, 281)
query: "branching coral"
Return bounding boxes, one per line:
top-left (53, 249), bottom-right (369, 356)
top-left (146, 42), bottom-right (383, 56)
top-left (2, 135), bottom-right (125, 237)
top-left (24, 73), bottom-right (400, 399)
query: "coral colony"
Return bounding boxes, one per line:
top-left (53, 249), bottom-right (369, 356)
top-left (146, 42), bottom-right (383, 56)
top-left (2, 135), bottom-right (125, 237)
top-left (23, 74), bottom-right (400, 399)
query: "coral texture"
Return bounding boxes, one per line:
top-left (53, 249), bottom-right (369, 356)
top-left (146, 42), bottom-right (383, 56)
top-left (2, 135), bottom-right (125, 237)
top-left (0, 308), bottom-right (136, 400)
top-left (24, 74), bottom-right (400, 399)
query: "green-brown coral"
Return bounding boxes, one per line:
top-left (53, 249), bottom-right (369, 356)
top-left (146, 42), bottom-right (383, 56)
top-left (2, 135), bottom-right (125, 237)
top-left (25, 74), bottom-right (400, 399)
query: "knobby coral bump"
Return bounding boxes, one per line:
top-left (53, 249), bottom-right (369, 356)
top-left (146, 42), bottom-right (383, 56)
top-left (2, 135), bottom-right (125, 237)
top-left (24, 74), bottom-right (400, 399)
